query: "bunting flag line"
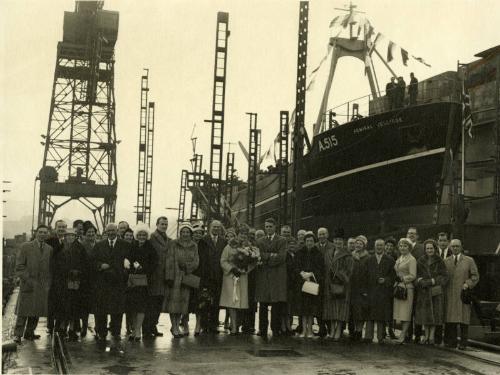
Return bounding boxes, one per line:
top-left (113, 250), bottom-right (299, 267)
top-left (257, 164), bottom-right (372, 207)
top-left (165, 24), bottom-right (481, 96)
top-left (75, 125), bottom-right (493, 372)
top-left (412, 55), bottom-right (431, 67)
top-left (387, 41), bottom-right (396, 62)
top-left (462, 83), bottom-right (473, 138)
top-left (401, 48), bottom-right (409, 66)
top-left (329, 15), bottom-right (340, 28)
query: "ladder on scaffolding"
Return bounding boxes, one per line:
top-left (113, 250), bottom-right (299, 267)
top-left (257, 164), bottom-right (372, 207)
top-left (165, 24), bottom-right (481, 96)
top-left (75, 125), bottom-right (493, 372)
top-left (206, 12), bottom-right (230, 222)
top-left (247, 113), bottom-right (259, 226)
top-left (225, 152), bottom-right (235, 224)
top-left (136, 69), bottom-right (149, 224)
top-left (279, 111), bottom-right (290, 227)
top-left (177, 169), bottom-right (188, 233)
top-left (144, 102), bottom-right (155, 225)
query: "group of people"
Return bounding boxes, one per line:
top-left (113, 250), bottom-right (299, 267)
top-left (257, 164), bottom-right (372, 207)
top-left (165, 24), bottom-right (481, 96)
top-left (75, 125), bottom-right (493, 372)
top-left (14, 217), bottom-right (479, 351)
top-left (386, 72), bottom-right (418, 109)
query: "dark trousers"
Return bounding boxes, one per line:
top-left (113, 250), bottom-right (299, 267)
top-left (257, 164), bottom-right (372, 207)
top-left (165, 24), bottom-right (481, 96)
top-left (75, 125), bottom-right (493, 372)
top-left (201, 287), bottom-right (221, 332)
top-left (435, 324), bottom-right (444, 344)
top-left (143, 295), bottom-right (163, 335)
top-left (444, 323), bottom-right (469, 347)
top-left (14, 316), bottom-right (39, 337)
top-left (317, 318), bottom-right (329, 336)
top-left (258, 302), bottom-right (285, 335)
top-left (94, 313), bottom-right (123, 337)
top-left (241, 301), bottom-right (257, 333)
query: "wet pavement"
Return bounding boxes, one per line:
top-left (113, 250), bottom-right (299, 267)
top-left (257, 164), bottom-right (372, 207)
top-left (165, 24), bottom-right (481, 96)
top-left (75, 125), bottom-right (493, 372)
top-left (3, 289), bottom-right (500, 375)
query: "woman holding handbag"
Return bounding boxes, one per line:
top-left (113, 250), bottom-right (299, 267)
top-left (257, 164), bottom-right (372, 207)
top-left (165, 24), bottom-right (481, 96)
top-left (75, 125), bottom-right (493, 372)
top-left (294, 232), bottom-right (324, 338)
top-left (393, 238), bottom-right (417, 344)
top-left (164, 223), bottom-right (199, 338)
top-left (125, 224), bottom-right (158, 341)
top-left (415, 239), bottom-right (448, 345)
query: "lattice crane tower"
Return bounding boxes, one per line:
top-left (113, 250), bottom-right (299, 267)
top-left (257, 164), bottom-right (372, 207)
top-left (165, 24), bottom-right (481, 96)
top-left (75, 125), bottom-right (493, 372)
top-left (37, 1), bottom-right (119, 232)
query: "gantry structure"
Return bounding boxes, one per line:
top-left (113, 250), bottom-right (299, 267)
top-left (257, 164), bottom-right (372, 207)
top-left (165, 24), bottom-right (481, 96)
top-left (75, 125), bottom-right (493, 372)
top-left (37, 1), bottom-right (119, 232)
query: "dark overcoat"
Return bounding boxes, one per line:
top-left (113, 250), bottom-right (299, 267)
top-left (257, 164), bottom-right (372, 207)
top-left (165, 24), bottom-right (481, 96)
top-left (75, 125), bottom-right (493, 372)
top-left (415, 254), bottom-right (448, 325)
top-left (163, 239), bottom-right (199, 314)
top-left (59, 241), bottom-right (91, 319)
top-left (365, 253), bottom-right (396, 322)
top-left (148, 230), bottom-right (172, 296)
top-left (126, 240), bottom-right (158, 313)
top-left (293, 246), bottom-right (324, 316)
top-left (350, 250), bottom-right (370, 321)
top-left (198, 235), bottom-right (227, 290)
top-left (255, 234), bottom-right (288, 303)
top-left (46, 236), bottom-right (65, 317)
top-left (286, 238), bottom-right (301, 315)
top-left (15, 240), bottom-right (53, 317)
top-left (89, 238), bottom-right (130, 315)
top-left (322, 248), bottom-right (354, 321)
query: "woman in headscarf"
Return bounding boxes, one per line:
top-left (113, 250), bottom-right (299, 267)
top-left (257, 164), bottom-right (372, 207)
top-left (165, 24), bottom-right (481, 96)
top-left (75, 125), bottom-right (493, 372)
top-left (163, 223), bottom-right (199, 338)
top-left (293, 232), bottom-right (324, 338)
top-left (80, 222), bottom-right (97, 337)
top-left (59, 228), bottom-right (90, 341)
top-left (125, 224), bottom-right (158, 341)
top-left (322, 229), bottom-right (354, 340)
top-left (350, 235), bottom-right (370, 341)
top-left (415, 239), bottom-right (448, 344)
top-left (183, 222), bottom-right (205, 336)
top-left (393, 238), bottom-right (417, 344)
top-left (219, 224), bottom-right (259, 335)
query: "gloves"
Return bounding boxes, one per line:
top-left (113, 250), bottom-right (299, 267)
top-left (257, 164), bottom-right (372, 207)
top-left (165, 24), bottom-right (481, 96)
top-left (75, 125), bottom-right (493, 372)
top-left (231, 268), bottom-right (241, 278)
top-left (124, 258), bottom-right (131, 269)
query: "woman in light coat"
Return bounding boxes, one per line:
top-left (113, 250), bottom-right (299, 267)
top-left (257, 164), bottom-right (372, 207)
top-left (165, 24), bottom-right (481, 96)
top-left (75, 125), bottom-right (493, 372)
top-left (393, 238), bottom-right (417, 344)
top-left (163, 224), bottom-right (199, 338)
top-left (219, 225), bottom-right (258, 334)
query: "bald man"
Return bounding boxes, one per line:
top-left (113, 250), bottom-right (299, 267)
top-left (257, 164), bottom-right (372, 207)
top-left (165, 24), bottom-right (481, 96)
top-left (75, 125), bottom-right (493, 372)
top-left (91, 223), bottom-right (131, 341)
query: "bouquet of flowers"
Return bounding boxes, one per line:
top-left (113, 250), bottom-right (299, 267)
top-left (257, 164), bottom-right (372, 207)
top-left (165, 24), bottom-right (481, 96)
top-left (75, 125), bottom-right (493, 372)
top-left (231, 245), bottom-right (261, 273)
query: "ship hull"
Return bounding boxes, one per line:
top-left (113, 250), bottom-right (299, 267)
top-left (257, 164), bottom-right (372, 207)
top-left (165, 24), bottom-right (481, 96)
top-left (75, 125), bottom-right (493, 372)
top-left (231, 102), bottom-right (462, 237)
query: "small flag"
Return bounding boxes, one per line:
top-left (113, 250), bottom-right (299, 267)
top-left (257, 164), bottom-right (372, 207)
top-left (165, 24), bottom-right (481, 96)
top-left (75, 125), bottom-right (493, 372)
top-left (412, 55), bottom-right (431, 67)
top-left (462, 86), bottom-right (473, 138)
top-left (387, 41), bottom-right (395, 62)
top-left (401, 48), bottom-right (409, 66)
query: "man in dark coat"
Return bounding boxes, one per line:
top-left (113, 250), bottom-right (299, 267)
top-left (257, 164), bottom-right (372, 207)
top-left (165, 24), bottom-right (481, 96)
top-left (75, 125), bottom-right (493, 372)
top-left (198, 220), bottom-right (227, 334)
top-left (255, 218), bottom-right (288, 337)
top-left (316, 227), bottom-right (334, 337)
top-left (386, 77), bottom-right (397, 110)
top-left (90, 223), bottom-right (131, 340)
top-left (143, 216), bottom-right (171, 337)
top-left (364, 239), bottom-right (396, 343)
top-left (396, 76), bottom-right (406, 108)
top-left (408, 72), bottom-right (418, 105)
top-left (45, 219), bottom-right (67, 334)
top-left (435, 231), bottom-right (452, 344)
top-left (406, 226), bottom-right (424, 342)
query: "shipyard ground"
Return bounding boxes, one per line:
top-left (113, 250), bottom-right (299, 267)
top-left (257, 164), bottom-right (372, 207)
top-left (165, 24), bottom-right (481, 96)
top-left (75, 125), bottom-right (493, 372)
top-left (3, 290), bottom-right (500, 375)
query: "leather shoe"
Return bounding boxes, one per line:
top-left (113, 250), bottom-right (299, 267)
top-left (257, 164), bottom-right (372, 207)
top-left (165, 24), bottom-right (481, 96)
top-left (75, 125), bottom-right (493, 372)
top-left (153, 330), bottom-right (164, 337)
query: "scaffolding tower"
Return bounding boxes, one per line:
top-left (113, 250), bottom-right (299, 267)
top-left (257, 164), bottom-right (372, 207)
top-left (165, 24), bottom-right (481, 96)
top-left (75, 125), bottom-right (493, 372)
top-left (177, 169), bottom-right (188, 231)
top-left (278, 111), bottom-right (290, 227)
top-left (291, 1), bottom-right (309, 232)
top-left (205, 12), bottom-right (230, 222)
top-left (135, 69), bottom-right (150, 224)
top-left (37, 1), bottom-right (119, 233)
top-left (189, 154), bottom-right (203, 220)
top-left (247, 113), bottom-right (260, 226)
top-left (144, 102), bottom-right (155, 225)
top-left (224, 152), bottom-right (235, 224)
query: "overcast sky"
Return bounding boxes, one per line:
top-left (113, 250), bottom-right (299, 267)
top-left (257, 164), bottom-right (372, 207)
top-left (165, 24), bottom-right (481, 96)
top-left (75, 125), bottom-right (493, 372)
top-left (1, 0), bottom-right (500, 237)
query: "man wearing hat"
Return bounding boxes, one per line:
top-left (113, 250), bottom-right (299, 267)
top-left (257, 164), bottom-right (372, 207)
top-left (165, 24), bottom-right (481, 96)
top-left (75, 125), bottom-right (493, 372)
top-left (255, 217), bottom-right (288, 337)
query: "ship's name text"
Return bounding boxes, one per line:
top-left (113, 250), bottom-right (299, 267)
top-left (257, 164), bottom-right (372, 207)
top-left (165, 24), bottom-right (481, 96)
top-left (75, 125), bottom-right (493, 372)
top-left (353, 117), bottom-right (403, 134)
top-left (318, 134), bottom-right (339, 152)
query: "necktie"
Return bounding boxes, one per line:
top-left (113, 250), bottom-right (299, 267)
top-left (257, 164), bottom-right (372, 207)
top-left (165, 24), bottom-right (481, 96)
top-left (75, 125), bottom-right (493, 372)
top-left (454, 256), bottom-right (458, 265)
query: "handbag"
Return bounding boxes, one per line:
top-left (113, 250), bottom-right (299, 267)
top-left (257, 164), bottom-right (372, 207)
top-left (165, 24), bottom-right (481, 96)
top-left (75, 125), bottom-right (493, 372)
top-left (393, 282), bottom-right (407, 300)
top-left (127, 273), bottom-right (148, 288)
top-left (181, 273), bottom-right (200, 289)
top-left (302, 274), bottom-right (319, 296)
top-left (331, 283), bottom-right (345, 299)
top-left (430, 285), bottom-right (443, 297)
